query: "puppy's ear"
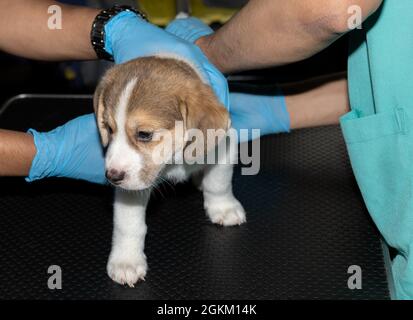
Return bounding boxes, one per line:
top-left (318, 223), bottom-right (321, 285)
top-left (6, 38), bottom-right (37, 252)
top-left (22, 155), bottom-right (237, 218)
top-left (179, 83), bottom-right (230, 159)
top-left (93, 77), bottom-right (110, 147)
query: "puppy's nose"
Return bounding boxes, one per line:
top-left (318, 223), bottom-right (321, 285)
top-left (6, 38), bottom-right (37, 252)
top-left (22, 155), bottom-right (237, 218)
top-left (105, 169), bottom-right (126, 184)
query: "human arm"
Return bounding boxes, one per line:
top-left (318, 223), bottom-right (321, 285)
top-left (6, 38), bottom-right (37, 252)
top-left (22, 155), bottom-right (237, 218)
top-left (0, 114), bottom-right (106, 184)
top-left (283, 72), bottom-right (349, 130)
top-left (230, 73), bottom-right (349, 142)
top-left (167, 17), bottom-right (349, 142)
top-left (0, 1), bottom-right (228, 105)
top-left (196, 0), bottom-right (384, 73)
top-left (0, 0), bottom-right (98, 60)
top-left (0, 130), bottom-right (35, 176)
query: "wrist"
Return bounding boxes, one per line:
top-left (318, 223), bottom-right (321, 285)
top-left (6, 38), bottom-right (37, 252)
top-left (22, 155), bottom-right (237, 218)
top-left (74, 7), bottom-right (101, 60)
top-left (0, 130), bottom-right (35, 177)
top-left (103, 11), bottom-right (146, 58)
top-left (26, 129), bottom-right (56, 182)
top-left (196, 34), bottom-right (227, 74)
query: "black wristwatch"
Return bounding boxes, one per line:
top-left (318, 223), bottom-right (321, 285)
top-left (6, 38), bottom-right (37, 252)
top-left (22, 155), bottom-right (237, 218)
top-left (90, 5), bottom-right (147, 61)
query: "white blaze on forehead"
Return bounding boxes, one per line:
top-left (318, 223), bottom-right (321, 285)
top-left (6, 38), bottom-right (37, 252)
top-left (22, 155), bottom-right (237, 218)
top-left (106, 77), bottom-right (143, 184)
top-left (115, 77), bottom-right (138, 136)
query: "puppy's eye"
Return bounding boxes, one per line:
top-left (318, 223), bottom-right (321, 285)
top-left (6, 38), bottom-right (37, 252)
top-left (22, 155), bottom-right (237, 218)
top-left (136, 131), bottom-right (153, 142)
top-left (107, 125), bottom-right (114, 135)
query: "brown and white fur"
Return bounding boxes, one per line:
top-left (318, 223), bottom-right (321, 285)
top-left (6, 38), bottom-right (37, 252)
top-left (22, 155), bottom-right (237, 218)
top-left (94, 56), bottom-right (246, 287)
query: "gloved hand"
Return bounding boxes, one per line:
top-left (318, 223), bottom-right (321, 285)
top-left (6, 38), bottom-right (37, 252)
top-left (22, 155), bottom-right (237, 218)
top-left (167, 17), bottom-right (290, 142)
top-left (229, 92), bottom-right (290, 142)
top-left (166, 16), bottom-right (214, 43)
top-left (26, 114), bottom-right (106, 185)
top-left (104, 11), bottom-right (229, 108)
top-left (230, 92), bottom-right (290, 142)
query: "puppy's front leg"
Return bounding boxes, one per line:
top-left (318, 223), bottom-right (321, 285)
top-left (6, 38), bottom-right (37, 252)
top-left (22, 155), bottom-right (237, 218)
top-left (107, 189), bottom-right (150, 287)
top-left (202, 163), bottom-right (246, 226)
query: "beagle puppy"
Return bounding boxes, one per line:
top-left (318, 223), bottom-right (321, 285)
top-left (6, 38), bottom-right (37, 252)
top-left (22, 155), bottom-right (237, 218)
top-left (94, 56), bottom-right (246, 287)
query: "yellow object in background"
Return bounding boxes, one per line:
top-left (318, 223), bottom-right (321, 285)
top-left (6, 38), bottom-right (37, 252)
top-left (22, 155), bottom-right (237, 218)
top-left (138, 0), bottom-right (237, 26)
top-left (64, 66), bottom-right (77, 81)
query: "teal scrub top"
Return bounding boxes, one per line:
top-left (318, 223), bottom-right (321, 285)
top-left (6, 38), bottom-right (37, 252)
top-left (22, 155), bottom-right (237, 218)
top-left (341, 0), bottom-right (413, 299)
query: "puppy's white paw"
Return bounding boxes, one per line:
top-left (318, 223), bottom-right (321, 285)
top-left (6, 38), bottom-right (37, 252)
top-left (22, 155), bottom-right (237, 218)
top-left (107, 256), bottom-right (147, 287)
top-left (205, 199), bottom-right (246, 226)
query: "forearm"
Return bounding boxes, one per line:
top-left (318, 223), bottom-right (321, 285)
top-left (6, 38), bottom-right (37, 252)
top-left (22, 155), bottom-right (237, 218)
top-left (0, 130), bottom-right (35, 176)
top-left (198, 0), bottom-right (383, 73)
top-left (0, 0), bottom-right (98, 60)
top-left (284, 73), bottom-right (349, 129)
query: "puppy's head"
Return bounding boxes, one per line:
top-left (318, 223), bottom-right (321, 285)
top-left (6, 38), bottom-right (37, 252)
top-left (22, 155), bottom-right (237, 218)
top-left (94, 57), bottom-right (230, 190)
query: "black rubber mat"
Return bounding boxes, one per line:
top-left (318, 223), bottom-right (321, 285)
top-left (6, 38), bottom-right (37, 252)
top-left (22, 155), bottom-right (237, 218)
top-left (0, 95), bottom-right (390, 300)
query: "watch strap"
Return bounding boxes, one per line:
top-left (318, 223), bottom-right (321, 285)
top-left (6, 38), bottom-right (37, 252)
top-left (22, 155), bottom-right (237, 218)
top-left (90, 5), bottom-right (147, 61)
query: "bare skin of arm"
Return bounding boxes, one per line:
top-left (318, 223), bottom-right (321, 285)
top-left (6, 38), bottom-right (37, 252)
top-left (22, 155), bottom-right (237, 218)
top-left (0, 130), bottom-right (35, 176)
top-left (197, 0), bottom-right (383, 73)
top-left (0, 0), bottom-right (99, 176)
top-left (0, 0), bottom-right (98, 60)
top-left (284, 73), bottom-right (350, 129)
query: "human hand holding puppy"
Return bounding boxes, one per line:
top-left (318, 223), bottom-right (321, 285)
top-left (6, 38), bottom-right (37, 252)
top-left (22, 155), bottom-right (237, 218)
top-left (105, 11), bottom-right (229, 108)
top-left (25, 8), bottom-right (228, 183)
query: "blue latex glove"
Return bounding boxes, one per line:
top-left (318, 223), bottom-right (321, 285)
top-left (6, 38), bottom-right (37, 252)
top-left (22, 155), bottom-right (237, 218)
top-left (104, 11), bottom-right (229, 108)
top-left (229, 92), bottom-right (290, 142)
top-left (167, 17), bottom-right (290, 142)
top-left (26, 114), bottom-right (106, 184)
top-left (166, 16), bottom-right (214, 43)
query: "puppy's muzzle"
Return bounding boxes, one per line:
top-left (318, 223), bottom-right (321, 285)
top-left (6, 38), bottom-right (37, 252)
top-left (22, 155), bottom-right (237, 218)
top-left (105, 169), bottom-right (126, 185)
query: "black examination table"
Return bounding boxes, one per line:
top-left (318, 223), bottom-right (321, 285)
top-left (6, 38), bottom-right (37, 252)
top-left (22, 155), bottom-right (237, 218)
top-left (0, 95), bottom-right (393, 299)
